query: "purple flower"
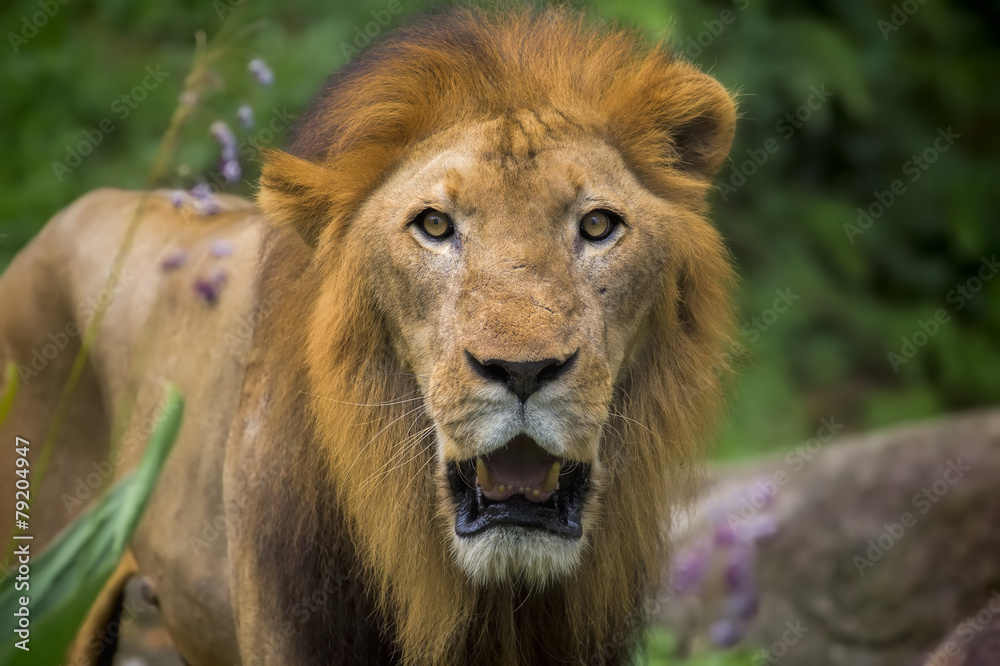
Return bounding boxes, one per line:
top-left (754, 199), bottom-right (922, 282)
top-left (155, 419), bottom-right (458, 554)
top-left (714, 520), bottom-right (739, 548)
top-left (670, 545), bottom-right (709, 595)
top-left (221, 159), bottom-right (241, 184)
top-left (723, 546), bottom-right (754, 590)
top-left (709, 619), bottom-right (745, 648)
top-left (210, 121), bottom-right (242, 184)
top-left (236, 104), bottom-right (254, 130)
top-left (739, 514), bottom-right (779, 542)
top-left (193, 266), bottom-right (228, 305)
top-left (190, 183), bottom-right (214, 201)
top-left (749, 478), bottom-right (778, 511)
top-left (169, 190), bottom-right (187, 208)
top-left (723, 589), bottom-right (760, 621)
top-left (210, 239), bottom-right (234, 258)
top-left (160, 249), bottom-right (188, 272)
top-left (190, 184), bottom-right (221, 216)
top-left (198, 199), bottom-right (221, 216)
top-left (248, 58), bottom-right (274, 86)
top-left (210, 121), bottom-right (237, 162)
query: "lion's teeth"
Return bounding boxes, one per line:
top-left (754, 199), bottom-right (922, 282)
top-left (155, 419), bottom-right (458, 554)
top-left (541, 461), bottom-right (561, 493)
top-left (476, 458), bottom-right (495, 492)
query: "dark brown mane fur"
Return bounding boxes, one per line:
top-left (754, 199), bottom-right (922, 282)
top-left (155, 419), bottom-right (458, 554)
top-left (247, 6), bottom-right (736, 665)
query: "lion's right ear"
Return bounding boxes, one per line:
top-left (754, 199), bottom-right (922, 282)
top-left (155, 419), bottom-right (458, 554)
top-left (257, 150), bottom-right (339, 247)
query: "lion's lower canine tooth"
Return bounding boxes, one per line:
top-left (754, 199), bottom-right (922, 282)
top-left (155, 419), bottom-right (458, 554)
top-left (476, 458), bottom-right (495, 492)
top-left (542, 461), bottom-right (561, 493)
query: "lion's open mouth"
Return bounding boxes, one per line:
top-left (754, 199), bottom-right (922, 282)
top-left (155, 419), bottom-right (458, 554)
top-left (447, 434), bottom-right (591, 539)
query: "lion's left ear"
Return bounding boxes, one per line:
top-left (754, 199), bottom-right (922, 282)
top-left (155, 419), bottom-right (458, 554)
top-left (672, 76), bottom-right (737, 179)
top-left (649, 72), bottom-right (737, 181)
top-left (257, 149), bottom-right (340, 247)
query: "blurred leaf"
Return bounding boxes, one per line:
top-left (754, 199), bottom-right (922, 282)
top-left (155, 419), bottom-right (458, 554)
top-left (0, 361), bottom-right (18, 428)
top-left (0, 386), bottom-right (183, 666)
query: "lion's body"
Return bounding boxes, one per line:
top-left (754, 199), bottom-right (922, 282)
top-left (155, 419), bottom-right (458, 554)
top-left (0, 189), bottom-right (258, 664)
top-left (0, 8), bottom-right (737, 665)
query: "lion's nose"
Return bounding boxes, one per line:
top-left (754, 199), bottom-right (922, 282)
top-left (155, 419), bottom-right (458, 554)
top-left (464, 350), bottom-right (579, 403)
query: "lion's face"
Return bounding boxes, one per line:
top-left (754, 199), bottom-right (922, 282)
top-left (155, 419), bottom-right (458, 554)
top-left (353, 115), bottom-right (683, 584)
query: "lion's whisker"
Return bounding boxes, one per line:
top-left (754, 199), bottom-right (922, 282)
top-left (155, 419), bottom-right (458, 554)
top-left (344, 404), bottom-right (430, 477)
top-left (610, 409), bottom-right (661, 442)
top-left (363, 372), bottom-right (431, 379)
top-left (374, 431), bottom-right (437, 487)
top-left (359, 421), bottom-right (434, 485)
top-left (300, 389), bottom-right (424, 408)
top-left (352, 425), bottom-right (437, 503)
top-left (600, 422), bottom-right (630, 468)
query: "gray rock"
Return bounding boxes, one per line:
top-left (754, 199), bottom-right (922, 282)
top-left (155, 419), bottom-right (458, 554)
top-left (658, 410), bottom-right (1000, 666)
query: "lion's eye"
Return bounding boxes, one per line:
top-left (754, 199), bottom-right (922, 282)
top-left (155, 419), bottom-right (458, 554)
top-left (416, 209), bottom-right (454, 240)
top-left (579, 210), bottom-right (621, 242)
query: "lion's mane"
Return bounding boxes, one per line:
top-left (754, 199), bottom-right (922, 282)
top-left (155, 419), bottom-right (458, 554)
top-left (248, 7), bottom-right (735, 665)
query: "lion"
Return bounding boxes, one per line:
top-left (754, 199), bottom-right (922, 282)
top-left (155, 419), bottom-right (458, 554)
top-left (0, 7), bottom-right (736, 665)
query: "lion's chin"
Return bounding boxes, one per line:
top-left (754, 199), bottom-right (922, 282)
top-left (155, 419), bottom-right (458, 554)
top-left (451, 526), bottom-right (586, 586)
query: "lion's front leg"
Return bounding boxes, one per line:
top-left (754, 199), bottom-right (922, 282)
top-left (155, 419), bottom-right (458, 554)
top-left (225, 409), bottom-right (399, 666)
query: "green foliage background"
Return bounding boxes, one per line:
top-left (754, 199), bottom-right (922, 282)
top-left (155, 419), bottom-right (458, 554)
top-left (1, 0), bottom-right (997, 458)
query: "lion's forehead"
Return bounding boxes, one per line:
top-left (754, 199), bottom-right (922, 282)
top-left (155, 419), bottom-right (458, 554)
top-left (392, 118), bottom-right (643, 230)
top-left (478, 108), bottom-right (581, 164)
